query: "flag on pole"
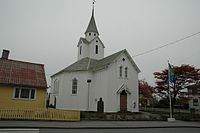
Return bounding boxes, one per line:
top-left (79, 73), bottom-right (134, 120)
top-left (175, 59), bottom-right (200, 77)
top-left (168, 63), bottom-right (174, 83)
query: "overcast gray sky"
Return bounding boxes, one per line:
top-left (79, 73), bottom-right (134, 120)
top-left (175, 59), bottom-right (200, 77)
top-left (1, 0), bottom-right (200, 86)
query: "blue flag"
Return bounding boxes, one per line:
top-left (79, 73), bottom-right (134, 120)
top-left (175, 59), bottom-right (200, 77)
top-left (168, 63), bottom-right (174, 83)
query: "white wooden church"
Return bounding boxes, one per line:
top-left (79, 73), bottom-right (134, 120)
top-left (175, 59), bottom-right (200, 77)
top-left (51, 6), bottom-right (140, 112)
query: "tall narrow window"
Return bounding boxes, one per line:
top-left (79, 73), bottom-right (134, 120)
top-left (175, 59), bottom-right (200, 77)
top-left (80, 46), bottom-right (82, 55)
top-left (72, 78), bottom-right (78, 94)
top-left (54, 79), bottom-right (59, 94)
top-left (20, 89), bottom-right (30, 98)
top-left (14, 88), bottom-right (20, 98)
top-left (95, 45), bottom-right (98, 54)
top-left (120, 66), bottom-right (123, 77)
top-left (193, 98), bottom-right (199, 106)
top-left (125, 67), bottom-right (128, 78)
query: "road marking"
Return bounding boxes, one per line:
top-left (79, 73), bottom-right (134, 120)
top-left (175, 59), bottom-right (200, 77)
top-left (0, 129), bottom-right (39, 133)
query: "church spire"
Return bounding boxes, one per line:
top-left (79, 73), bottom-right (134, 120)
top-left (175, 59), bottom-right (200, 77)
top-left (85, 1), bottom-right (99, 35)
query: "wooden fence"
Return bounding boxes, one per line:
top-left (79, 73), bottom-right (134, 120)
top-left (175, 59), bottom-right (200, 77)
top-left (0, 108), bottom-right (80, 121)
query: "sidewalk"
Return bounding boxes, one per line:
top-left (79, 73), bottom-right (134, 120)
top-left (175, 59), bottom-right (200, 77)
top-left (0, 120), bottom-right (200, 129)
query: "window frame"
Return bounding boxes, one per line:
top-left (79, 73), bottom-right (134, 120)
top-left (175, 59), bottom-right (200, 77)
top-left (125, 67), bottom-right (128, 78)
top-left (13, 87), bottom-right (36, 100)
top-left (72, 78), bottom-right (78, 95)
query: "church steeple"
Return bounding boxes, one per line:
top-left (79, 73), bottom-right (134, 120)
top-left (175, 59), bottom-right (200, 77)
top-left (77, 1), bottom-right (104, 61)
top-left (85, 2), bottom-right (99, 35)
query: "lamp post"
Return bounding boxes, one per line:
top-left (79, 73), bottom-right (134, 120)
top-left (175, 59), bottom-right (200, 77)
top-left (87, 79), bottom-right (92, 111)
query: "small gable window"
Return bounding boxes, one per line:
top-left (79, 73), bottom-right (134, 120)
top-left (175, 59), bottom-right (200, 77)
top-left (120, 66), bottom-right (123, 77)
top-left (72, 78), bottom-right (78, 94)
top-left (125, 67), bottom-right (128, 78)
top-left (95, 45), bottom-right (98, 54)
top-left (80, 46), bottom-right (82, 55)
top-left (94, 33), bottom-right (96, 36)
top-left (96, 40), bottom-right (98, 43)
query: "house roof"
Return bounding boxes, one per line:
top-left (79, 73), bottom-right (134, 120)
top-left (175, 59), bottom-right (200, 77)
top-left (52, 49), bottom-right (140, 77)
top-left (0, 58), bottom-right (47, 88)
top-left (85, 8), bottom-right (99, 35)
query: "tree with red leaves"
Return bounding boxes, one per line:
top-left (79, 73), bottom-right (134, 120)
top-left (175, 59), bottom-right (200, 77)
top-left (139, 80), bottom-right (154, 98)
top-left (139, 80), bottom-right (154, 107)
top-left (154, 64), bottom-right (200, 114)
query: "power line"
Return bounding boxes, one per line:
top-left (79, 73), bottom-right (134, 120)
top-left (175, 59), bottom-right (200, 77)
top-left (133, 31), bottom-right (200, 58)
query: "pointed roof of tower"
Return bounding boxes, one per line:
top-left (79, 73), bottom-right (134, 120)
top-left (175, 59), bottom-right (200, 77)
top-left (85, 7), bottom-right (99, 35)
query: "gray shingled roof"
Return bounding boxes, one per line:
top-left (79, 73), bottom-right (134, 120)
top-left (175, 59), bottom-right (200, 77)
top-left (52, 50), bottom-right (125, 76)
top-left (85, 9), bottom-right (99, 34)
top-left (52, 49), bottom-right (140, 77)
top-left (92, 50), bottom-right (125, 71)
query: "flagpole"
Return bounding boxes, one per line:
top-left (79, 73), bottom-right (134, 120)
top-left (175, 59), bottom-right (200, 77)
top-left (168, 61), bottom-right (172, 118)
top-left (168, 60), bottom-right (175, 122)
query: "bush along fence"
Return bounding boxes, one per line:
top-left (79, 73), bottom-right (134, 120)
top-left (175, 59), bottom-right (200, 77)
top-left (0, 108), bottom-right (80, 121)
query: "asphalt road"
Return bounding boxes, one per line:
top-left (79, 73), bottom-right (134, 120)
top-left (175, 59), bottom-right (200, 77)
top-left (39, 128), bottom-right (200, 133)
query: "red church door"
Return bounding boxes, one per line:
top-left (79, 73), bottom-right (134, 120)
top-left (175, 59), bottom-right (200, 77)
top-left (120, 90), bottom-right (127, 112)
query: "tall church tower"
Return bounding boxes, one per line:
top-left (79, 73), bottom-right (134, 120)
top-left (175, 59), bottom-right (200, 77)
top-left (77, 4), bottom-right (105, 60)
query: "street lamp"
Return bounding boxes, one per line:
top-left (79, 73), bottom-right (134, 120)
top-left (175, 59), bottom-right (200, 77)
top-left (87, 79), bottom-right (92, 110)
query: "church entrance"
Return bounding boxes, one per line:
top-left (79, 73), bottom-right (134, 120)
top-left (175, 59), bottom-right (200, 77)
top-left (120, 90), bottom-right (127, 112)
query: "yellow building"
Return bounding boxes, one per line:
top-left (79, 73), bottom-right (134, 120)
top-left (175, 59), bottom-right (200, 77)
top-left (0, 50), bottom-right (47, 109)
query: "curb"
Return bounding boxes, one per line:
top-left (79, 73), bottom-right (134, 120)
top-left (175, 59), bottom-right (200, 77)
top-left (0, 126), bottom-right (200, 129)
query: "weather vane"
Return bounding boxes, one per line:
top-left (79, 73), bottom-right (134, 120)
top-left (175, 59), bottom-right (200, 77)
top-left (93, 0), bottom-right (96, 6)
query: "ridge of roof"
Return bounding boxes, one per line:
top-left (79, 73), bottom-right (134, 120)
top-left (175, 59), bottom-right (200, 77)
top-left (0, 58), bottom-right (44, 66)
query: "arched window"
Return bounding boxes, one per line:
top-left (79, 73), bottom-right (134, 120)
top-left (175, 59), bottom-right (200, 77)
top-left (125, 67), bottom-right (128, 78)
top-left (72, 78), bottom-right (78, 94)
top-left (120, 66), bottom-right (123, 77)
top-left (54, 79), bottom-right (59, 94)
top-left (95, 45), bottom-right (98, 54)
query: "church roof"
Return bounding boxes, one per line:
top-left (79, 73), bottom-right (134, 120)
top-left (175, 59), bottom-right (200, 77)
top-left (51, 49), bottom-right (140, 77)
top-left (85, 8), bottom-right (99, 35)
